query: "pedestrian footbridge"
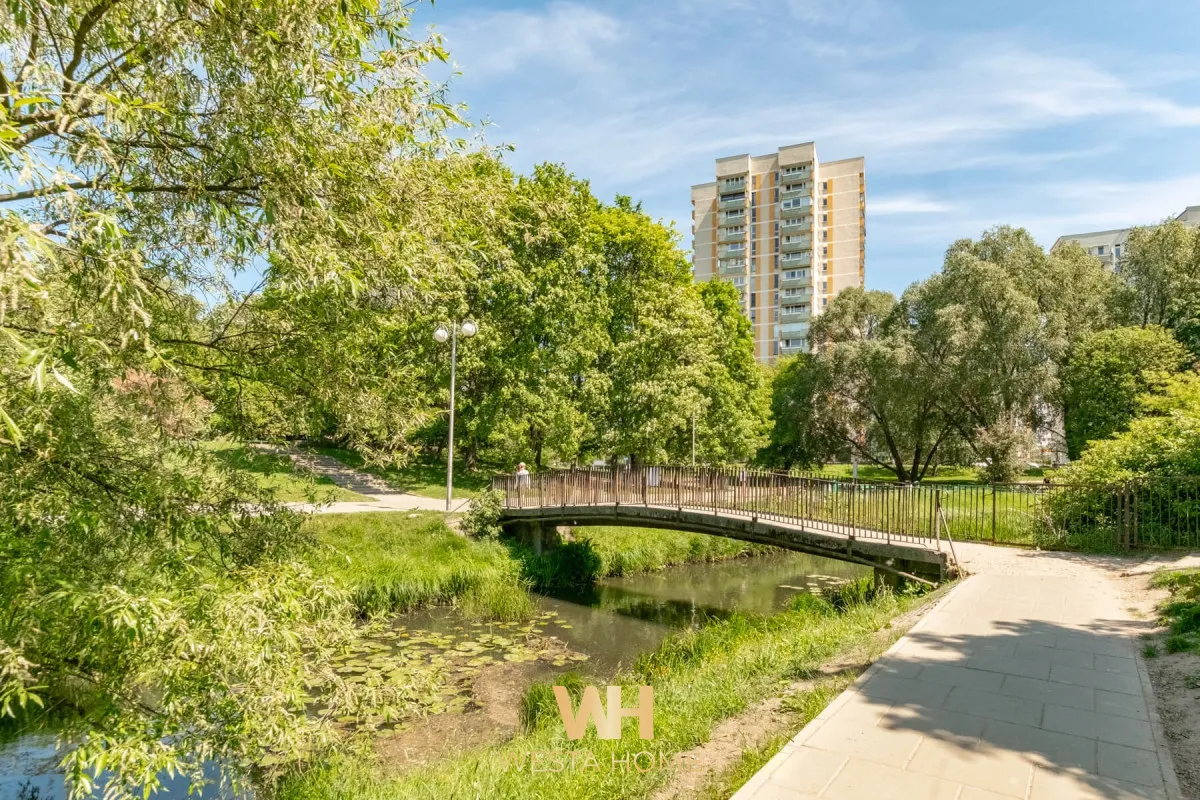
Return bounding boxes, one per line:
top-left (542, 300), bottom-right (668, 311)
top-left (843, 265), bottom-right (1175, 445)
top-left (492, 467), bottom-right (960, 585)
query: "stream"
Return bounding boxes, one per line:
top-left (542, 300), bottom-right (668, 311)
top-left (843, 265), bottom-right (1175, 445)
top-left (0, 551), bottom-right (867, 798)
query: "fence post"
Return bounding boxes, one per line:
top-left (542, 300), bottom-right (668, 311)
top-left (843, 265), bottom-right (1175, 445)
top-left (934, 489), bottom-right (942, 550)
top-left (991, 485), bottom-right (997, 545)
top-left (1121, 482), bottom-right (1131, 550)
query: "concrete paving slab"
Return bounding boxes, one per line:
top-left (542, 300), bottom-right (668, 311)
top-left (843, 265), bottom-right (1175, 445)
top-left (730, 543), bottom-right (1180, 800)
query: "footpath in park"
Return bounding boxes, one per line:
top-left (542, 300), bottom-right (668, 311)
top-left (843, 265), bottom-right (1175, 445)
top-left (258, 445), bottom-right (472, 513)
top-left (735, 543), bottom-right (1184, 800)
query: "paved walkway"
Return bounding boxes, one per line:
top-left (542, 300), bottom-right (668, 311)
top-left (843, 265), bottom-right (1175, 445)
top-left (734, 543), bottom-right (1183, 800)
top-left (255, 445), bottom-right (472, 514)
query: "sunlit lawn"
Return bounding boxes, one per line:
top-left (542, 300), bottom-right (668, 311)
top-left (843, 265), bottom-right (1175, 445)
top-left (812, 463), bottom-right (1051, 484)
top-left (306, 444), bottom-right (493, 499)
top-left (203, 439), bottom-right (373, 503)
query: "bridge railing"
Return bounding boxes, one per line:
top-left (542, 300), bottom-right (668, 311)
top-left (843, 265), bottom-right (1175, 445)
top-left (491, 468), bottom-right (1200, 550)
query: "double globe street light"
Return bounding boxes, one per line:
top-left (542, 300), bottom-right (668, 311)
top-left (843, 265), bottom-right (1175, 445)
top-left (433, 319), bottom-right (478, 511)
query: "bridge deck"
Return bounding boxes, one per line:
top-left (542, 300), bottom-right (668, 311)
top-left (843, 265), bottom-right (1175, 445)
top-left (501, 502), bottom-right (951, 580)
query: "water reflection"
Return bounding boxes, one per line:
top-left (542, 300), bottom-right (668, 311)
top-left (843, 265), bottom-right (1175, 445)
top-left (536, 550), bottom-right (867, 672)
top-left (0, 734), bottom-right (239, 800)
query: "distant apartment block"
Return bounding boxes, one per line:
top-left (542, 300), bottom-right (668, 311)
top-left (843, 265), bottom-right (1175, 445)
top-left (1051, 205), bottom-right (1200, 270)
top-left (690, 142), bottom-right (865, 364)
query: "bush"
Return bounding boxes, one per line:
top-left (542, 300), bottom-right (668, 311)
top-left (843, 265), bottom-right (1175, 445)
top-left (462, 487), bottom-right (505, 539)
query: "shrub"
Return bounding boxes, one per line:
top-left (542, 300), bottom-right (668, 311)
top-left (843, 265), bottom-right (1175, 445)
top-left (462, 487), bottom-right (505, 539)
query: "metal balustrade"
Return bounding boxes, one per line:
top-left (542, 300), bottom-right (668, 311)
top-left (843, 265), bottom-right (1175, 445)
top-left (491, 467), bottom-right (1200, 551)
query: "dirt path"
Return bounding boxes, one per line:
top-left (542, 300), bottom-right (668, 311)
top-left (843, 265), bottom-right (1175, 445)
top-left (252, 443), bottom-right (472, 513)
top-left (1115, 554), bottom-right (1200, 800)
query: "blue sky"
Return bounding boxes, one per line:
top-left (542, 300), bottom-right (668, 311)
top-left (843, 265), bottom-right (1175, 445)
top-left (415, 0), bottom-right (1200, 294)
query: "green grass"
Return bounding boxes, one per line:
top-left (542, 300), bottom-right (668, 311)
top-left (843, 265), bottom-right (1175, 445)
top-left (511, 526), bottom-right (771, 591)
top-left (275, 579), bottom-right (944, 800)
top-left (306, 444), bottom-right (493, 500)
top-left (812, 463), bottom-right (1050, 484)
top-left (303, 511), bottom-right (533, 620)
top-left (204, 440), bottom-right (373, 503)
top-left (1151, 568), bottom-right (1200, 654)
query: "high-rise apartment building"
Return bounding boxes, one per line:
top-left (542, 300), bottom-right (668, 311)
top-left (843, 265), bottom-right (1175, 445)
top-left (690, 142), bottom-right (865, 363)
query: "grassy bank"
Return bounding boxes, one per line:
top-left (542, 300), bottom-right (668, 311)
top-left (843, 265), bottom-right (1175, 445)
top-left (810, 463), bottom-right (1050, 484)
top-left (276, 580), bottom-right (943, 800)
top-left (304, 511), bottom-right (533, 619)
top-left (1150, 568), bottom-right (1200, 654)
top-left (512, 526), bottom-right (772, 591)
top-left (205, 440), bottom-right (372, 502)
top-left (306, 444), bottom-right (492, 499)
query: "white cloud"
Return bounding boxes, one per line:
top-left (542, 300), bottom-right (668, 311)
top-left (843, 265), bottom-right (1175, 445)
top-left (441, 2), bottom-right (621, 78)
top-left (870, 195), bottom-right (956, 215)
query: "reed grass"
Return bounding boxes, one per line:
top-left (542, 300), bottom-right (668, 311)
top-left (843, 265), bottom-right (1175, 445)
top-left (303, 511), bottom-right (533, 620)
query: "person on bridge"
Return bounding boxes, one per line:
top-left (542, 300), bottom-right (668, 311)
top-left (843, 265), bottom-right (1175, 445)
top-left (514, 462), bottom-right (532, 507)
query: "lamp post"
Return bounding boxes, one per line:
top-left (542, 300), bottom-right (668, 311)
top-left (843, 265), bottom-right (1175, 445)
top-left (433, 319), bottom-right (478, 511)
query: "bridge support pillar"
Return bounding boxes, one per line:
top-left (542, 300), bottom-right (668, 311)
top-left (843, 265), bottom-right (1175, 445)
top-left (505, 520), bottom-right (564, 555)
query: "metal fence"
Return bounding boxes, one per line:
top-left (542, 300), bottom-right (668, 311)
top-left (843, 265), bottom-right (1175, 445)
top-left (492, 467), bottom-right (1200, 551)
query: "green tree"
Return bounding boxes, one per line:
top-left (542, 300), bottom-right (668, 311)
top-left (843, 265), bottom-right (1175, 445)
top-left (0, 0), bottom-right (465, 794)
top-left (809, 288), bottom-right (959, 482)
top-left (1061, 326), bottom-right (1191, 459)
top-left (691, 279), bottom-right (770, 463)
top-left (911, 235), bottom-right (1058, 469)
top-left (591, 198), bottom-right (712, 464)
top-left (456, 163), bottom-right (609, 469)
top-left (757, 354), bottom-right (828, 469)
top-left (1056, 373), bottom-right (1200, 483)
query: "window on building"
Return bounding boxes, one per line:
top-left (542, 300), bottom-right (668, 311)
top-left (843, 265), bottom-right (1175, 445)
top-left (822, 214), bottom-right (828, 224)
top-left (1115, 244), bottom-right (1122, 257)
top-left (750, 293), bottom-right (756, 307)
top-left (774, 274), bottom-right (779, 288)
top-left (774, 188), bottom-right (779, 201)
top-left (822, 181), bottom-right (828, 191)
top-left (1096, 245), bottom-right (1105, 255)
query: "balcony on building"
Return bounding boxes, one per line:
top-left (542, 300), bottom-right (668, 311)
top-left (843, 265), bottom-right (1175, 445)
top-left (780, 196), bottom-right (812, 216)
top-left (718, 242), bottom-right (746, 258)
top-left (779, 305), bottom-right (810, 324)
top-left (781, 165), bottom-right (812, 181)
top-left (780, 271), bottom-right (811, 290)
top-left (780, 321), bottom-right (810, 339)
top-left (780, 184), bottom-right (810, 201)
top-left (781, 215), bottom-right (811, 231)
top-left (719, 226), bottom-right (746, 243)
top-left (719, 192), bottom-right (746, 210)
top-left (781, 251), bottom-right (812, 267)
top-left (718, 257), bottom-right (747, 275)
top-left (781, 234), bottom-right (811, 253)
top-left (723, 208), bottom-right (747, 222)
top-left (720, 176), bottom-right (746, 193)
top-left (779, 338), bottom-right (808, 355)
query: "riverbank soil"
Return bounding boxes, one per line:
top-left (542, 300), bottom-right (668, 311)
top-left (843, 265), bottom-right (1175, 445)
top-left (1118, 556), bottom-right (1200, 799)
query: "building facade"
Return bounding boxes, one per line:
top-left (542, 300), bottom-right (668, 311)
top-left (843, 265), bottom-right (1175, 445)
top-left (1051, 205), bottom-right (1200, 270)
top-left (690, 142), bottom-right (865, 364)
